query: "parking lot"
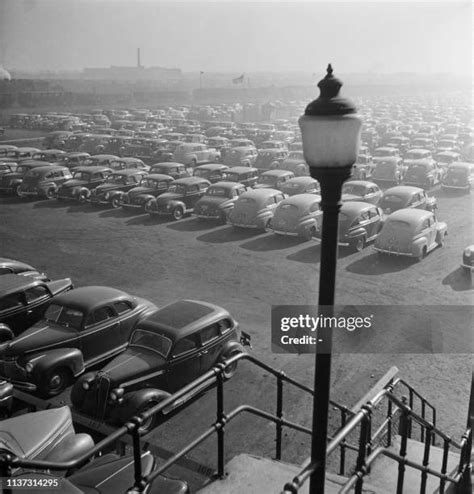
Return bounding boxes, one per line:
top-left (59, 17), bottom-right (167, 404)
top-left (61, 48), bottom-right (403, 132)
top-left (1, 173), bottom-right (472, 487)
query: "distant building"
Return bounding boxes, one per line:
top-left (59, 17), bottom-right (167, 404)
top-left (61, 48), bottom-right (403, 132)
top-left (81, 65), bottom-right (182, 82)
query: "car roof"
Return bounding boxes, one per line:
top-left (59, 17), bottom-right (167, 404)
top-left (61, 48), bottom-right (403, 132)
top-left (239, 188), bottom-right (282, 199)
top-left (143, 173), bottom-right (174, 181)
top-left (151, 162), bottom-right (184, 169)
top-left (280, 193), bottom-right (321, 207)
top-left (406, 159), bottom-right (433, 167)
top-left (448, 162), bottom-right (474, 170)
top-left (209, 181), bottom-right (242, 189)
top-left (341, 201), bottom-right (375, 215)
top-left (0, 274), bottom-right (45, 297)
top-left (226, 166), bottom-right (258, 174)
top-left (260, 169), bottom-right (293, 177)
top-left (0, 258), bottom-right (35, 271)
top-left (91, 154), bottom-right (118, 159)
top-left (115, 157), bottom-right (143, 163)
top-left (344, 180), bottom-right (376, 187)
top-left (383, 186), bottom-right (423, 197)
top-left (195, 164), bottom-right (228, 170)
top-left (173, 176), bottom-right (210, 185)
top-left (53, 286), bottom-right (133, 311)
top-left (375, 156), bottom-right (400, 164)
top-left (386, 208), bottom-right (433, 223)
top-left (139, 300), bottom-right (232, 341)
top-left (109, 168), bottom-right (145, 176)
top-left (286, 176), bottom-right (317, 185)
top-left (406, 148), bottom-right (431, 154)
top-left (73, 165), bottom-right (111, 173)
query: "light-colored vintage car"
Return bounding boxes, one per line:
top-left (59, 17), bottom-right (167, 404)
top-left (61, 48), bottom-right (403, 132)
top-left (172, 143), bottom-right (220, 166)
top-left (280, 176), bottom-right (320, 196)
top-left (228, 188), bottom-right (287, 230)
top-left (402, 159), bottom-right (443, 189)
top-left (378, 185), bottom-right (437, 215)
top-left (441, 162), bottom-right (474, 191)
top-left (268, 193), bottom-right (322, 240)
top-left (254, 169), bottom-right (295, 191)
top-left (341, 180), bottom-right (383, 206)
top-left (374, 208), bottom-right (447, 261)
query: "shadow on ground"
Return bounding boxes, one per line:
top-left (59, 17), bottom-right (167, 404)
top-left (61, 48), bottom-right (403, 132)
top-left (442, 267), bottom-right (473, 292)
top-left (240, 234), bottom-right (306, 252)
top-left (345, 252), bottom-right (414, 275)
top-left (197, 226), bottom-right (262, 244)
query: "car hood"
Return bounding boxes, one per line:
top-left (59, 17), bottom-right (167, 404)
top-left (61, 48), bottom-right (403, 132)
top-left (95, 183), bottom-right (124, 193)
top-left (4, 321), bottom-right (74, 357)
top-left (128, 186), bottom-right (154, 196)
top-left (99, 347), bottom-right (166, 384)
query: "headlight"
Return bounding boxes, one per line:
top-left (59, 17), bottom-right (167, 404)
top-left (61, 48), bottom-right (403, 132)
top-left (464, 247), bottom-right (473, 256)
top-left (25, 362), bottom-right (33, 373)
top-left (109, 388), bottom-right (124, 401)
top-left (384, 208), bottom-right (391, 214)
top-left (104, 192), bottom-right (110, 200)
top-left (83, 381), bottom-right (90, 390)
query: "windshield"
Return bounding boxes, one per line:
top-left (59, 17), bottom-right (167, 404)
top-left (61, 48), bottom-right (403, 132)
top-left (343, 184), bottom-right (366, 196)
top-left (406, 151), bottom-right (428, 160)
top-left (381, 195), bottom-right (405, 206)
top-left (130, 329), bottom-right (172, 358)
top-left (110, 161), bottom-right (126, 169)
top-left (206, 186), bottom-right (229, 197)
top-left (105, 174), bottom-right (127, 184)
top-left (446, 168), bottom-right (468, 178)
top-left (25, 171), bottom-right (42, 178)
top-left (142, 178), bottom-right (160, 188)
top-left (374, 149), bottom-right (395, 157)
top-left (44, 304), bottom-right (84, 329)
top-left (167, 184), bottom-right (186, 194)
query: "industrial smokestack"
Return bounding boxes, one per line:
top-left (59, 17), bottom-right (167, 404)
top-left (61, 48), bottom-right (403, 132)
top-left (137, 48), bottom-right (141, 68)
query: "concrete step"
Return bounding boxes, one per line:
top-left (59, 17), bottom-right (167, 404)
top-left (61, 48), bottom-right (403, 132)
top-left (196, 453), bottom-right (379, 494)
top-left (366, 436), bottom-right (461, 494)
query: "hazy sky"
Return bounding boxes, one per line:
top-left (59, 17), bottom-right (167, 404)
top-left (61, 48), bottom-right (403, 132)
top-left (0, 0), bottom-right (472, 74)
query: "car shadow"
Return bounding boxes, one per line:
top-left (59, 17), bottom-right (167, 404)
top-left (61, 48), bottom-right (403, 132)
top-left (125, 214), bottom-right (168, 226)
top-left (0, 196), bottom-right (22, 204)
top-left (240, 234), bottom-right (306, 252)
top-left (65, 204), bottom-right (100, 214)
top-left (197, 226), bottom-right (262, 244)
top-left (167, 217), bottom-right (221, 232)
top-left (442, 267), bottom-right (473, 291)
top-left (33, 200), bottom-right (66, 209)
top-left (286, 244), bottom-right (357, 264)
top-left (99, 208), bottom-right (128, 218)
top-left (345, 252), bottom-right (414, 274)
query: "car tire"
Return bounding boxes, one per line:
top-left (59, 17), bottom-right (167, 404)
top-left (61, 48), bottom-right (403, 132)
top-left (172, 207), bottom-right (184, 221)
top-left (353, 236), bottom-right (366, 252)
top-left (111, 196), bottom-right (121, 209)
top-left (143, 199), bottom-right (154, 212)
top-left (15, 185), bottom-right (23, 197)
top-left (191, 159), bottom-right (197, 167)
top-left (137, 400), bottom-right (161, 435)
top-left (40, 367), bottom-right (71, 397)
top-left (46, 188), bottom-right (56, 200)
top-left (417, 246), bottom-right (427, 262)
top-left (78, 191), bottom-right (88, 204)
top-left (304, 226), bottom-right (316, 241)
top-left (220, 350), bottom-right (241, 380)
top-left (219, 211), bottom-right (228, 225)
top-left (438, 231), bottom-right (447, 247)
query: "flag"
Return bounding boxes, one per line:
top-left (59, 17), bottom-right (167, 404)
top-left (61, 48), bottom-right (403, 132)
top-left (232, 73), bottom-right (245, 84)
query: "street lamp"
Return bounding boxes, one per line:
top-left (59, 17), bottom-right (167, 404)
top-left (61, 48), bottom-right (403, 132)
top-left (299, 64), bottom-right (362, 493)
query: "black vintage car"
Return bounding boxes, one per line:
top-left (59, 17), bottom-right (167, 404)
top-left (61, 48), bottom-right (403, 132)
top-left (0, 286), bottom-right (157, 396)
top-left (193, 181), bottom-right (248, 223)
top-left (0, 161), bottom-right (55, 195)
top-left (71, 300), bottom-right (250, 433)
top-left (146, 177), bottom-right (210, 220)
top-left (0, 274), bottom-right (73, 338)
top-left (54, 166), bottom-right (112, 202)
top-left (149, 162), bottom-right (189, 180)
top-left (0, 258), bottom-right (48, 281)
top-left (119, 174), bottom-right (175, 211)
top-left (89, 169), bottom-right (148, 208)
top-left (192, 163), bottom-right (229, 183)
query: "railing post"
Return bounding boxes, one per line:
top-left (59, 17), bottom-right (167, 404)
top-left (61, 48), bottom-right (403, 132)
top-left (455, 429), bottom-right (472, 494)
top-left (0, 453), bottom-right (13, 494)
top-left (396, 397), bottom-right (410, 494)
top-left (420, 427), bottom-right (432, 494)
top-left (339, 409), bottom-right (347, 476)
top-left (216, 365), bottom-right (226, 479)
top-left (127, 420), bottom-right (146, 493)
top-left (276, 372), bottom-right (284, 461)
top-left (354, 406), bottom-right (371, 494)
top-left (438, 438), bottom-right (450, 494)
top-left (387, 398), bottom-right (393, 447)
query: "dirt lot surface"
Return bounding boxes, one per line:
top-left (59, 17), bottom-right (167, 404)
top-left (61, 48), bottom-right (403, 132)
top-left (0, 158), bottom-right (472, 488)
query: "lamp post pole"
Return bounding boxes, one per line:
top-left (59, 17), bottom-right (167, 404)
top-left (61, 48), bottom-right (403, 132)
top-left (299, 65), bottom-right (362, 494)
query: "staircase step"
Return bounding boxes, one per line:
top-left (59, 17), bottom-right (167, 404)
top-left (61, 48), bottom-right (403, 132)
top-left (196, 453), bottom-right (379, 493)
top-left (366, 436), bottom-right (461, 494)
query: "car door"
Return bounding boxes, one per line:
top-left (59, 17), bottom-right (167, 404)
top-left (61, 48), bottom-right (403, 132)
top-left (198, 323), bottom-right (222, 373)
top-left (184, 184), bottom-right (200, 210)
top-left (0, 291), bottom-right (27, 334)
top-left (80, 305), bottom-right (120, 364)
top-left (419, 216), bottom-right (436, 249)
top-left (167, 334), bottom-right (200, 392)
top-left (365, 207), bottom-right (381, 239)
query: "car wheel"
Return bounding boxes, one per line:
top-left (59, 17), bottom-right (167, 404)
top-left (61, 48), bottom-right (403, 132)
top-left (304, 226), bottom-right (316, 241)
top-left (219, 211), bottom-right (228, 225)
top-left (143, 199), bottom-right (154, 212)
top-left (438, 231), bottom-right (447, 247)
top-left (220, 350), bottom-right (241, 380)
top-left (172, 207), bottom-right (184, 221)
top-left (78, 191), bottom-right (88, 203)
top-left (417, 246), bottom-right (427, 262)
top-left (111, 196), bottom-right (121, 209)
top-left (40, 367), bottom-right (71, 397)
top-left (16, 185), bottom-right (23, 197)
top-left (353, 236), bottom-right (366, 252)
top-left (137, 400), bottom-right (160, 435)
top-left (46, 187), bottom-right (56, 200)
top-left (191, 159), bottom-right (197, 167)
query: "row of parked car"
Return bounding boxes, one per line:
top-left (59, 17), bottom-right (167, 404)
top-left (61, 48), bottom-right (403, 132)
top-left (0, 262), bottom-right (251, 433)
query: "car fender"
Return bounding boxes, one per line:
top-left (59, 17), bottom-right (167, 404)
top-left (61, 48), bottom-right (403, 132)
top-left (167, 199), bottom-right (186, 210)
top-left (70, 371), bottom-right (97, 408)
top-left (107, 190), bottom-right (122, 199)
top-left (218, 340), bottom-right (244, 362)
top-left (78, 186), bottom-right (91, 198)
top-left (139, 193), bottom-right (155, 204)
top-left (346, 227), bottom-right (366, 239)
top-left (119, 388), bottom-right (171, 422)
top-left (28, 348), bottom-right (85, 381)
top-left (412, 237), bottom-right (427, 255)
top-left (47, 277), bottom-right (74, 295)
top-left (0, 324), bottom-right (14, 343)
